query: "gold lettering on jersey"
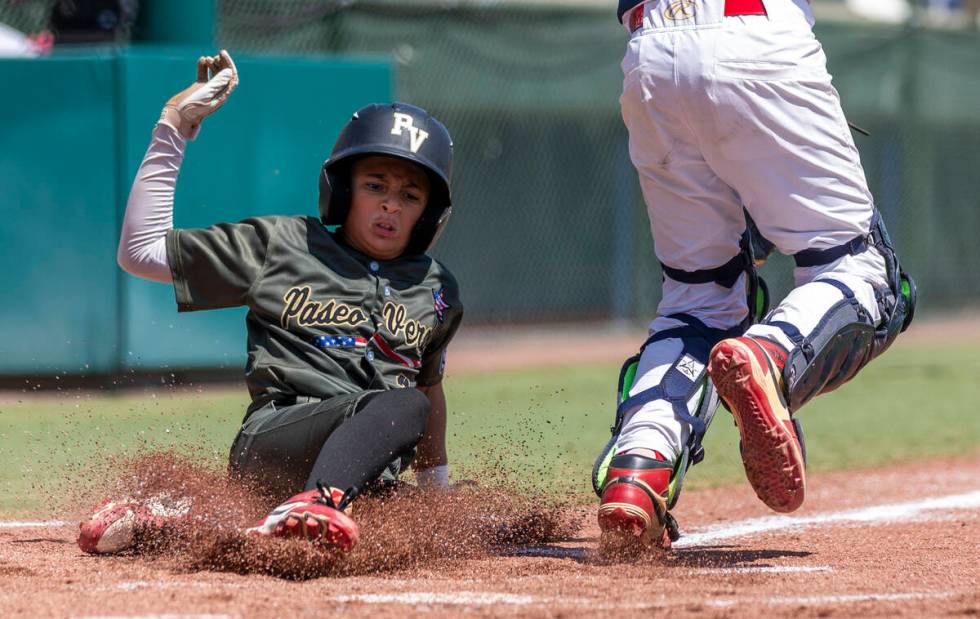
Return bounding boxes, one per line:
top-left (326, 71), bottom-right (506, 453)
top-left (664, 0), bottom-right (695, 21)
top-left (381, 301), bottom-right (432, 351)
top-left (281, 286), bottom-right (368, 329)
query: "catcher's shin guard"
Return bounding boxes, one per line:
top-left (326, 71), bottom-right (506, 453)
top-left (593, 314), bottom-right (740, 510)
top-left (598, 453), bottom-right (676, 548)
top-left (779, 210), bottom-right (916, 413)
top-left (709, 335), bottom-right (807, 513)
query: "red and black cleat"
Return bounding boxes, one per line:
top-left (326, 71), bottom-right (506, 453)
top-left (709, 335), bottom-right (806, 513)
top-left (598, 452), bottom-right (675, 550)
top-left (247, 482), bottom-right (360, 553)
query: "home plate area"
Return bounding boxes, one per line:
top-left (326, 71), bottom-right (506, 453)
top-left (1, 456), bottom-right (978, 618)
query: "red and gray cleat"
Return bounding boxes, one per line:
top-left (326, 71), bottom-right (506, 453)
top-left (709, 335), bottom-right (806, 513)
top-left (77, 494), bottom-right (191, 555)
top-left (246, 483), bottom-right (359, 553)
top-left (597, 453), bottom-right (674, 549)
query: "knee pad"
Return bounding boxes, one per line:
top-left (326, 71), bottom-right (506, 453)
top-left (773, 211), bottom-right (917, 412)
top-left (592, 315), bottom-right (739, 509)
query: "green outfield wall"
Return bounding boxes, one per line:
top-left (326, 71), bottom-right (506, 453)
top-left (0, 50), bottom-right (391, 375)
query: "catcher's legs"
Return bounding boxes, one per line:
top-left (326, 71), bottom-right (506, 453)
top-left (690, 21), bottom-right (915, 511)
top-left (606, 37), bottom-right (756, 546)
top-left (706, 257), bottom-right (895, 512)
top-left (594, 314), bottom-right (737, 549)
top-left (596, 330), bottom-right (692, 549)
top-left (618, 20), bottom-right (915, 519)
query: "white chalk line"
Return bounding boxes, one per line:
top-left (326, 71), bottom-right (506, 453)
top-left (111, 581), bottom-right (245, 592)
top-left (707, 591), bottom-right (954, 608)
top-left (0, 519), bottom-right (70, 528)
top-left (673, 489), bottom-right (980, 548)
top-left (329, 590), bottom-right (957, 609)
top-left (699, 565), bottom-right (833, 574)
top-left (336, 592), bottom-right (537, 606)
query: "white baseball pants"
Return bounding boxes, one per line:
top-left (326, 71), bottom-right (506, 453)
top-left (615, 0), bottom-right (889, 459)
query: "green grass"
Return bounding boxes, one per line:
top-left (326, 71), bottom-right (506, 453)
top-left (1, 340), bottom-right (978, 516)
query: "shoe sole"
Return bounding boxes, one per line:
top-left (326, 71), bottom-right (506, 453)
top-left (709, 339), bottom-right (806, 513)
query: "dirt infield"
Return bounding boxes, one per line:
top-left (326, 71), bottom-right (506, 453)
top-left (1, 454), bottom-right (977, 618)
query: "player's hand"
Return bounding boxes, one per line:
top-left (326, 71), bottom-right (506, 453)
top-left (159, 50), bottom-right (239, 140)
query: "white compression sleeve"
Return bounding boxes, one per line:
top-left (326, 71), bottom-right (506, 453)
top-left (116, 123), bottom-right (187, 283)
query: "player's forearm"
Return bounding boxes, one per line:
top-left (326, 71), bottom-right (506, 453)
top-left (117, 123), bottom-right (186, 283)
top-left (414, 383), bottom-right (449, 480)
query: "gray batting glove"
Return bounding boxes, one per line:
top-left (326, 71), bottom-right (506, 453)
top-left (159, 49), bottom-right (239, 140)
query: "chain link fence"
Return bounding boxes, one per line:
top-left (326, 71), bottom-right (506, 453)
top-left (8, 0), bottom-right (980, 324)
top-left (219, 2), bottom-right (668, 324)
top-left (0, 0), bottom-right (56, 34)
top-left (217, 1), bottom-right (980, 324)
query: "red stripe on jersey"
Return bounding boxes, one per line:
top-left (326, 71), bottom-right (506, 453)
top-left (370, 333), bottom-right (422, 369)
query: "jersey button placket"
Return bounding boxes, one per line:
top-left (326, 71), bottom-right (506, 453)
top-left (366, 262), bottom-right (385, 363)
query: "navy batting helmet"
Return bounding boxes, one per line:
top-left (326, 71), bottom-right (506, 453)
top-left (318, 103), bottom-right (453, 256)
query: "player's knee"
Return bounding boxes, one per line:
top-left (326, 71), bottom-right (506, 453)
top-left (371, 388), bottom-right (431, 439)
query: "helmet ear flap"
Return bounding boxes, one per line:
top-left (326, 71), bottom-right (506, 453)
top-left (403, 171), bottom-right (451, 255)
top-left (425, 206), bottom-right (452, 250)
top-left (319, 163), bottom-right (351, 227)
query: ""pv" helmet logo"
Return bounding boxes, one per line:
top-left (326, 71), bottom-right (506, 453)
top-left (391, 112), bottom-right (429, 153)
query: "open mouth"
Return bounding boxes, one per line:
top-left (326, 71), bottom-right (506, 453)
top-left (373, 220), bottom-right (397, 238)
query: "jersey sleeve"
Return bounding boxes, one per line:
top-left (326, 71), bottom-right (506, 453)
top-left (166, 217), bottom-right (280, 312)
top-left (416, 274), bottom-right (464, 387)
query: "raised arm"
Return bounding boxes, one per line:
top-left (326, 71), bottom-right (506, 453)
top-left (117, 51), bottom-right (238, 283)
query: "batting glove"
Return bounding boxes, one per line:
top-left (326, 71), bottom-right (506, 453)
top-left (159, 49), bottom-right (239, 140)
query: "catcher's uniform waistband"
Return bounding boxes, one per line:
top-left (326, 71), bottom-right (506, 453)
top-left (625, 0), bottom-right (768, 33)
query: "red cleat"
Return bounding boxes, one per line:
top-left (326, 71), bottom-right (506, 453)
top-left (597, 453), bottom-right (674, 549)
top-left (709, 335), bottom-right (806, 513)
top-left (77, 494), bottom-right (191, 555)
top-left (247, 484), bottom-right (359, 553)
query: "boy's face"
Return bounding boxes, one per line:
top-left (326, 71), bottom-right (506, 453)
top-left (343, 155), bottom-right (430, 260)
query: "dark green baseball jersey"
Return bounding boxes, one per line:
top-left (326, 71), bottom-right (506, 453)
top-left (165, 215), bottom-right (463, 406)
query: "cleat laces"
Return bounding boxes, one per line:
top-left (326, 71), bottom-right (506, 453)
top-left (314, 480), bottom-right (358, 512)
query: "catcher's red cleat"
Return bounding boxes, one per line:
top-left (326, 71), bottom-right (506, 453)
top-left (709, 335), bottom-right (806, 513)
top-left (247, 483), bottom-right (359, 553)
top-left (597, 453), bottom-right (674, 549)
top-left (77, 494), bottom-right (191, 555)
